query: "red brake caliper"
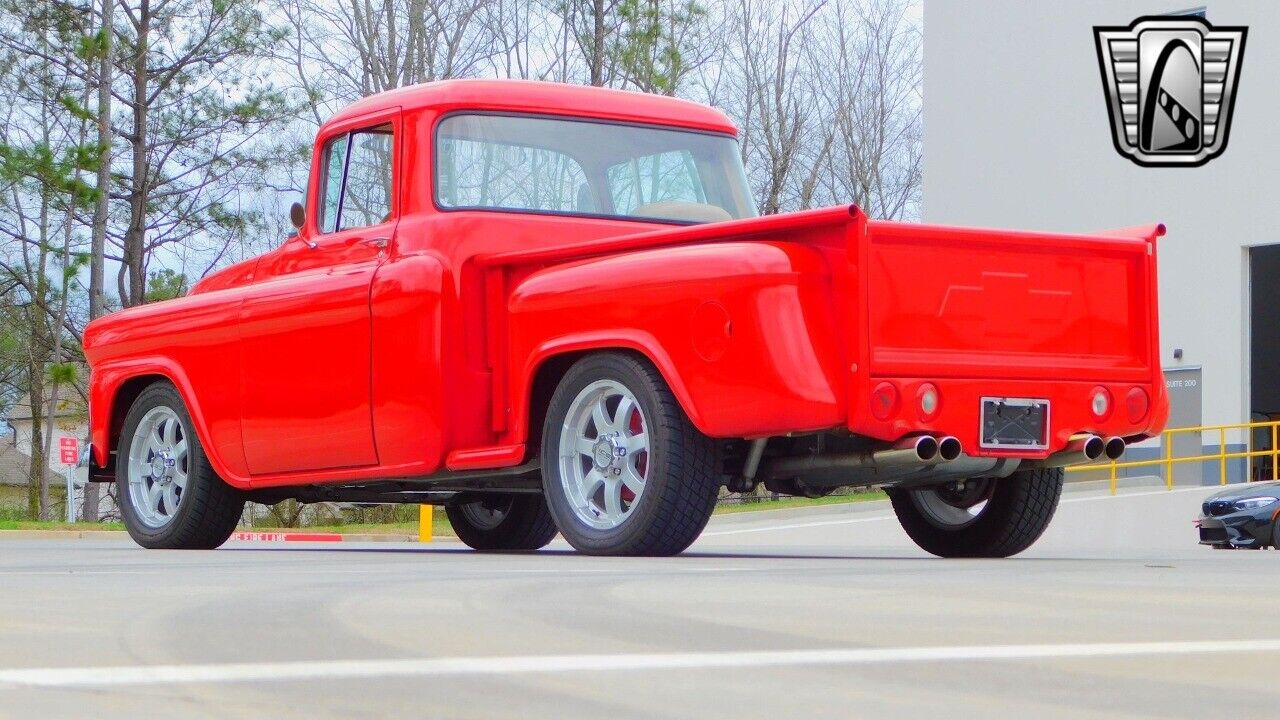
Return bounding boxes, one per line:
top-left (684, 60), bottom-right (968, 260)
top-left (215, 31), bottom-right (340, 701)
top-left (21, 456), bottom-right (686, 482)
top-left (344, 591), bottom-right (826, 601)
top-left (622, 409), bottom-right (644, 503)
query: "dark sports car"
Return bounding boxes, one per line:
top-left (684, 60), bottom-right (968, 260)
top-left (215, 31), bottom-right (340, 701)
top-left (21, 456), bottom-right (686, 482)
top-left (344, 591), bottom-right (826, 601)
top-left (1198, 482), bottom-right (1280, 549)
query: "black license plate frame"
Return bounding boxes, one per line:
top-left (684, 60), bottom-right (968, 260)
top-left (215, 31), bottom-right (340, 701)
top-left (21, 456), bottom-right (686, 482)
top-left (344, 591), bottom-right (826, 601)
top-left (979, 397), bottom-right (1050, 451)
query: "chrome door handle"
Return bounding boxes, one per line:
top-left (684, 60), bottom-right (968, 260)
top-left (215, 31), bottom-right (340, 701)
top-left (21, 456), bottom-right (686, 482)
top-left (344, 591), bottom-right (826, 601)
top-left (363, 237), bottom-right (390, 249)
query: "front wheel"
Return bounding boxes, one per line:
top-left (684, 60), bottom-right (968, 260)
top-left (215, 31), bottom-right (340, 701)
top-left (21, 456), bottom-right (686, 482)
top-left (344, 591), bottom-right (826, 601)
top-left (540, 353), bottom-right (720, 556)
top-left (445, 495), bottom-right (558, 551)
top-left (887, 467), bottom-right (1064, 558)
top-left (117, 382), bottom-right (245, 549)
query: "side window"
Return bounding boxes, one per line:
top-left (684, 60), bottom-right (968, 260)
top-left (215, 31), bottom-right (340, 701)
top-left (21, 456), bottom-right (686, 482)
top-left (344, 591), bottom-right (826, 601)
top-left (318, 135), bottom-right (348, 234)
top-left (339, 127), bottom-right (394, 230)
top-left (607, 150), bottom-right (706, 215)
top-left (315, 124), bottom-right (394, 234)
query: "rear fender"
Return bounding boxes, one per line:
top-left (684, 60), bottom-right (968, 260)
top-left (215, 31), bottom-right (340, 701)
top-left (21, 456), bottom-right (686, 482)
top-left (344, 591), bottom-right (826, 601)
top-left (505, 241), bottom-right (847, 444)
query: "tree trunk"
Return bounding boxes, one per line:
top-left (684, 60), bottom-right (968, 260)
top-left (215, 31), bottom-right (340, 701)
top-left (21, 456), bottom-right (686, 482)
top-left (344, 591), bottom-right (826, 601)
top-left (84, 0), bottom-right (114, 521)
top-left (26, 366), bottom-right (45, 520)
top-left (41, 381), bottom-right (61, 521)
top-left (590, 0), bottom-right (606, 85)
top-left (90, 0), bottom-right (112, 320)
top-left (122, 0), bottom-right (150, 307)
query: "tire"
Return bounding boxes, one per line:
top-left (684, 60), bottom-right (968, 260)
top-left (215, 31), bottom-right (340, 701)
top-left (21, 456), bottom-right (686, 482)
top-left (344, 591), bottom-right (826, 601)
top-left (445, 494), bottom-right (557, 551)
top-left (888, 467), bottom-right (1064, 558)
top-left (1273, 522), bottom-right (1280, 550)
top-left (116, 382), bottom-right (244, 549)
top-left (540, 352), bottom-right (720, 556)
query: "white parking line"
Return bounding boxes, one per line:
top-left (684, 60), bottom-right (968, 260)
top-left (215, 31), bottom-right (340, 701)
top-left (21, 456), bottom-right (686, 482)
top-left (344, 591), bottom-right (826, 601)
top-left (4, 639), bottom-right (1278, 688)
top-left (0, 570), bottom-right (157, 577)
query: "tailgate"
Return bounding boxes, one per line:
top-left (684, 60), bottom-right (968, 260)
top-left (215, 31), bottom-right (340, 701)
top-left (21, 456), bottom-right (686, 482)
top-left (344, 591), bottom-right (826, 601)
top-left (861, 220), bottom-right (1158, 383)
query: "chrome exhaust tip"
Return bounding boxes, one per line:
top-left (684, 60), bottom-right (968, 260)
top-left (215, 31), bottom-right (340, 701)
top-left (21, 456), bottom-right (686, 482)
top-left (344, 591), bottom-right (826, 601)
top-left (937, 436), bottom-right (962, 462)
top-left (1103, 436), bottom-right (1126, 461)
top-left (1080, 434), bottom-right (1105, 461)
top-left (1027, 433), bottom-right (1104, 469)
top-left (899, 435), bottom-right (940, 463)
top-left (1062, 433), bottom-right (1105, 461)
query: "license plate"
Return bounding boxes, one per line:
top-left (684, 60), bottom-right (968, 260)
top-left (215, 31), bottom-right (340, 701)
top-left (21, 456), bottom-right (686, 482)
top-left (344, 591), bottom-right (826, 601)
top-left (980, 397), bottom-right (1049, 450)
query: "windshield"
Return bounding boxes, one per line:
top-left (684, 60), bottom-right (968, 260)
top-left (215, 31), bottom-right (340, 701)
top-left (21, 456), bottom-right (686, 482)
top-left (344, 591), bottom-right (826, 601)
top-left (435, 113), bottom-right (756, 224)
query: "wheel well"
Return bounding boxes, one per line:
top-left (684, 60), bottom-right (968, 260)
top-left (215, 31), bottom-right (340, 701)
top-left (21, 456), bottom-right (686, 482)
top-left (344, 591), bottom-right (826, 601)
top-left (526, 348), bottom-right (657, 453)
top-left (108, 374), bottom-right (170, 457)
top-left (527, 351), bottom-right (588, 452)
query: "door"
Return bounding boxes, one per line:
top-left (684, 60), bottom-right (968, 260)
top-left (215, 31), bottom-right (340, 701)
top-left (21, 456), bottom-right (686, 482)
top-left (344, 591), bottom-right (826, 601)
top-left (239, 116), bottom-right (399, 475)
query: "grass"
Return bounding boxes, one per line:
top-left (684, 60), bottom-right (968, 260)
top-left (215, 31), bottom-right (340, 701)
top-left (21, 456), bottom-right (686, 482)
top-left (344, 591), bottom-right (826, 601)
top-left (0, 490), bottom-right (889, 534)
top-left (0, 519), bottom-right (125, 531)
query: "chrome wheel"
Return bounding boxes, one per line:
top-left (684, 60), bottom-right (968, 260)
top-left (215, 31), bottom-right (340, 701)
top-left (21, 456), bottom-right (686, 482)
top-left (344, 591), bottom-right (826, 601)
top-left (909, 479), bottom-right (994, 530)
top-left (125, 406), bottom-right (189, 529)
top-left (557, 379), bottom-right (650, 530)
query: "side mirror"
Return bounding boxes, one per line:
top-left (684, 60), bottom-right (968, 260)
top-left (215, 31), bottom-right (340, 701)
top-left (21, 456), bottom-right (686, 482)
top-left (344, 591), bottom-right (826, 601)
top-left (290, 202), bottom-right (305, 230)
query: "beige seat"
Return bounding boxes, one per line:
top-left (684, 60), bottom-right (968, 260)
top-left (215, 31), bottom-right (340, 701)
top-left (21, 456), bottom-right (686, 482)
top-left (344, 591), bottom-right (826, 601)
top-left (630, 201), bottom-right (732, 224)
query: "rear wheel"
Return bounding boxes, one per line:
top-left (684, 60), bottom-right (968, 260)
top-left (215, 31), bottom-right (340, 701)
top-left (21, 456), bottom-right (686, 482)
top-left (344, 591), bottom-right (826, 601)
top-left (888, 467), bottom-right (1063, 558)
top-left (540, 353), bottom-right (719, 556)
top-left (445, 495), bottom-right (557, 551)
top-left (117, 383), bottom-right (244, 549)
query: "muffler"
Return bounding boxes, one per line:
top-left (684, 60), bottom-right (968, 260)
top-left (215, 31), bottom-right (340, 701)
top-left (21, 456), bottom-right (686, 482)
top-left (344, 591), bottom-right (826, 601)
top-left (1033, 433), bottom-right (1104, 468)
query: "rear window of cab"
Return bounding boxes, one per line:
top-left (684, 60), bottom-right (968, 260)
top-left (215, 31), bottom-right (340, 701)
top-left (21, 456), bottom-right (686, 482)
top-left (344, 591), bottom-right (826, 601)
top-left (434, 113), bottom-right (755, 224)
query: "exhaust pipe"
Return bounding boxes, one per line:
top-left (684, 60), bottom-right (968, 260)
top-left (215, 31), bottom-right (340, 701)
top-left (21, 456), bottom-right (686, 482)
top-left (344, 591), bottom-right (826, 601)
top-left (1034, 434), bottom-right (1104, 468)
top-left (874, 435), bottom-right (941, 465)
top-left (758, 434), bottom-right (945, 480)
top-left (937, 436), bottom-right (962, 462)
top-left (1103, 436), bottom-right (1126, 461)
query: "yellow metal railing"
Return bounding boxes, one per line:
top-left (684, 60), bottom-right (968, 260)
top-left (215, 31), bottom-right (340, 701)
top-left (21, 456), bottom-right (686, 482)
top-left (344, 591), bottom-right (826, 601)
top-left (1066, 420), bottom-right (1280, 495)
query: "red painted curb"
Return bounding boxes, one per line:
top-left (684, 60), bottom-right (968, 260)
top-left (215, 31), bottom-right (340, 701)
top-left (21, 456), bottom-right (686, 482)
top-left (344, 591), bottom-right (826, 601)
top-left (232, 532), bottom-right (343, 542)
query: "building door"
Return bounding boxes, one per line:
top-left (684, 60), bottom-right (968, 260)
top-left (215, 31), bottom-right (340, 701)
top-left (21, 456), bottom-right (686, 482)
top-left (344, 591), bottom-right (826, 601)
top-left (1249, 245), bottom-right (1280, 479)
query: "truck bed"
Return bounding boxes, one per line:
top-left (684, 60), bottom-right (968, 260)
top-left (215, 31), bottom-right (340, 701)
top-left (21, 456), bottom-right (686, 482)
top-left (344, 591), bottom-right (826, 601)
top-left (485, 204), bottom-right (1165, 456)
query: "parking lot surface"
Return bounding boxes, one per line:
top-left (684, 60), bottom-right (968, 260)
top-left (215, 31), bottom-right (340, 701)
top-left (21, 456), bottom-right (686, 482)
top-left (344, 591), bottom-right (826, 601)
top-left (2, 484), bottom-right (1277, 719)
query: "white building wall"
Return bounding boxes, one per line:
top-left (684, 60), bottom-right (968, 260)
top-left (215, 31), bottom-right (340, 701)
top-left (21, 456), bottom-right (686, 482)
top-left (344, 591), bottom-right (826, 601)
top-left (923, 0), bottom-right (1279, 432)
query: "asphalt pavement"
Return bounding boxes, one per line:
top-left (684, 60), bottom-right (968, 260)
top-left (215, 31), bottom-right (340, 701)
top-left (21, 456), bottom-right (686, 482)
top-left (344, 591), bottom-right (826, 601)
top-left (2, 482), bottom-right (1277, 719)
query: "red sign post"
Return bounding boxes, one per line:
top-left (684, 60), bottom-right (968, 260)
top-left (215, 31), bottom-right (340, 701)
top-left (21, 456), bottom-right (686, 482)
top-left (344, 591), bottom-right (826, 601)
top-left (59, 437), bottom-right (79, 466)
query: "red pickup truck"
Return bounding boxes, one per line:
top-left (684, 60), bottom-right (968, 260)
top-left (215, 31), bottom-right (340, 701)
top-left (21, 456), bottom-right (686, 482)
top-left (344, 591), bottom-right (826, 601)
top-left (83, 79), bottom-right (1168, 557)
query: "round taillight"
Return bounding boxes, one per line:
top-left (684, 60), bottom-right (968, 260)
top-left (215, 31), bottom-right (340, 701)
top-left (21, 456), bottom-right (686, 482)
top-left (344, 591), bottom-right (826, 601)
top-left (1090, 386), bottom-right (1112, 419)
top-left (917, 383), bottom-right (940, 421)
top-left (1125, 386), bottom-right (1149, 423)
top-left (871, 382), bottom-right (900, 421)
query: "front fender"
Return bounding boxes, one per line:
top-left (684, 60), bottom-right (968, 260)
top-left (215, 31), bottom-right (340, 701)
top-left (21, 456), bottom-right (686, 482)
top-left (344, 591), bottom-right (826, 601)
top-left (85, 287), bottom-right (253, 488)
top-left (88, 357), bottom-right (251, 488)
top-left (506, 241), bottom-right (847, 441)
